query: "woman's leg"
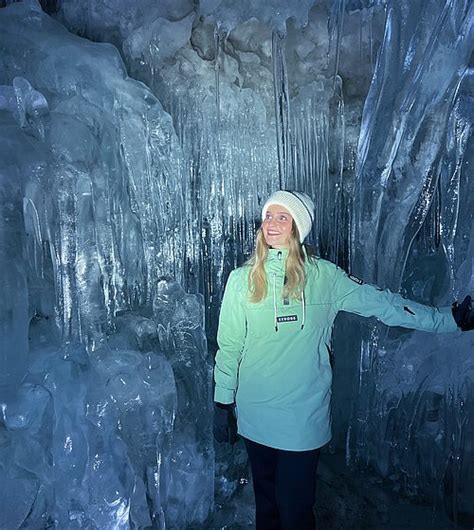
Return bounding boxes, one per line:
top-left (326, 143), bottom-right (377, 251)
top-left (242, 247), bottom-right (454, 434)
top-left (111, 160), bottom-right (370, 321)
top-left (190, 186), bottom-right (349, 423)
top-left (244, 438), bottom-right (281, 530)
top-left (275, 447), bottom-right (320, 530)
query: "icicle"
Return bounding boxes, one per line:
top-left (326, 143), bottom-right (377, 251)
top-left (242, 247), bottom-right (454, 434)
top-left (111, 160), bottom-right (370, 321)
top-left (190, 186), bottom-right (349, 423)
top-left (329, 75), bottom-right (345, 263)
top-left (328, 0), bottom-right (345, 84)
top-left (214, 25), bottom-right (221, 123)
top-left (272, 30), bottom-right (290, 190)
top-left (23, 197), bottom-right (43, 277)
top-left (368, 8), bottom-right (374, 73)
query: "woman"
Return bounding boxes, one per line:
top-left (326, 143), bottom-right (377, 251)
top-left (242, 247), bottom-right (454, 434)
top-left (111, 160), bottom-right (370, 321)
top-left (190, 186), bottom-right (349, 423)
top-left (213, 190), bottom-right (473, 530)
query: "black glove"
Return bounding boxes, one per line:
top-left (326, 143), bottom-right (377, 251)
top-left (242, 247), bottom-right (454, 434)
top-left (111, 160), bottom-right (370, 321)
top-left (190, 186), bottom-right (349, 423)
top-left (452, 295), bottom-right (474, 331)
top-left (213, 402), bottom-right (238, 444)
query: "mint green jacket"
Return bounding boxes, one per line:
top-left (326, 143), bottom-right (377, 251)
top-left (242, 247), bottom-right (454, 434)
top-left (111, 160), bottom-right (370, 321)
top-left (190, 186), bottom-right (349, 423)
top-left (214, 248), bottom-right (458, 451)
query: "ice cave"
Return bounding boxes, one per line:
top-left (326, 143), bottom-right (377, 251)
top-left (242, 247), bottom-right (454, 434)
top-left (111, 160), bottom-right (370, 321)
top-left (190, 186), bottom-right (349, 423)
top-left (0, 0), bottom-right (473, 528)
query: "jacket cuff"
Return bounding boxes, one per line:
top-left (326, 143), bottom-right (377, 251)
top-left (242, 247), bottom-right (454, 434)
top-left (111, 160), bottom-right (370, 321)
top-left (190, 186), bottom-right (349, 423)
top-left (438, 306), bottom-right (461, 333)
top-left (214, 386), bottom-right (235, 404)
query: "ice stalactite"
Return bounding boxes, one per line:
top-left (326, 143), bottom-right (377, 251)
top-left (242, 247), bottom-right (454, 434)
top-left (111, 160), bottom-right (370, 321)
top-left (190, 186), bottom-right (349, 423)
top-left (270, 11), bottom-right (348, 263)
top-left (286, 77), bottom-right (347, 263)
top-left (0, 124), bottom-right (29, 387)
top-left (272, 30), bottom-right (290, 189)
top-left (328, 0), bottom-right (345, 83)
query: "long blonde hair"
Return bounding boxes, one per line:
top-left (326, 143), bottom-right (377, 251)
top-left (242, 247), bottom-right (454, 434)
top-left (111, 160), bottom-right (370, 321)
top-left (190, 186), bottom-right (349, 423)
top-left (247, 224), bottom-right (307, 303)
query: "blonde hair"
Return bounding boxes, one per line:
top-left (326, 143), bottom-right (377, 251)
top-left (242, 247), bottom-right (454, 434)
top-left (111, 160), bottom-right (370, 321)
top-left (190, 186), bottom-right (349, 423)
top-left (247, 224), bottom-right (307, 303)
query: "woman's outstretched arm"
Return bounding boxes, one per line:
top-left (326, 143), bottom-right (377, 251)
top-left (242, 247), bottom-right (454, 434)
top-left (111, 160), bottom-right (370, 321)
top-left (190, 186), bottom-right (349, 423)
top-left (333, 266), bottom-right (461, 333)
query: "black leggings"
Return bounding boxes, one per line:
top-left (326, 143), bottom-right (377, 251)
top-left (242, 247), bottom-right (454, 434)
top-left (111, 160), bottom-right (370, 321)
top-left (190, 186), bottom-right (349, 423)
top-left (244, 437), bottom-right (320, 530)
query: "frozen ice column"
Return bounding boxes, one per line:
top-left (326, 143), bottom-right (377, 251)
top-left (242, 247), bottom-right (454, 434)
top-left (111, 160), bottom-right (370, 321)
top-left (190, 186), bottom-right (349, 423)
top-left (0, 117), bottom-right (29, 389)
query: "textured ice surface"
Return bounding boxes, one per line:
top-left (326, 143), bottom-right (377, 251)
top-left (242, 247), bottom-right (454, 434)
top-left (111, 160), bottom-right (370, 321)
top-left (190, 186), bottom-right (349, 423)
top-left (0, 0), bottom-right (473, 527)
top-left (0, 1), bottom-right (186, 361)
top-left (354, 0), bottom-right (473, 290)
top-left (0, 479), bottom-right (39, 529)
top-left (0, 8), bottom-right (214, 517)
top-left (346, 1), bottom-right (474, 524)
top-left (200, 0), bottom-right (315, 34)
top-left (0, 281), bottom-right (213, 528)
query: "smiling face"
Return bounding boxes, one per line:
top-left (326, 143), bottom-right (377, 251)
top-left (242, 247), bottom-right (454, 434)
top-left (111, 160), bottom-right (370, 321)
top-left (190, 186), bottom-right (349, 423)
top-left (262, 205), bottom-right (294, 249)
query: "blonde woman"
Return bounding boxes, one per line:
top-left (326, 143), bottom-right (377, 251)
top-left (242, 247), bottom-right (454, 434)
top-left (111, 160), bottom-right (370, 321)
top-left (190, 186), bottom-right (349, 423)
top-left (213, 190), bottom-right (472, 530)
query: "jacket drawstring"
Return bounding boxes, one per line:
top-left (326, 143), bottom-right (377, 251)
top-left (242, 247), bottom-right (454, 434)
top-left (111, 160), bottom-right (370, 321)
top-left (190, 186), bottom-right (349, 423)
top-left (273, 273), bottom-right (278, 332)
top-left (273, 273), bottom-right (306, 332)
top-left (272, 250), bottom-right (305, 332)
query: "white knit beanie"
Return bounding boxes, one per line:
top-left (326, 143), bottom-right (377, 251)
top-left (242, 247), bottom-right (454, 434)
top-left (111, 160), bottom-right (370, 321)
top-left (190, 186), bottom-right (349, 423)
top-left (261, 190), bottom-right (315, 243)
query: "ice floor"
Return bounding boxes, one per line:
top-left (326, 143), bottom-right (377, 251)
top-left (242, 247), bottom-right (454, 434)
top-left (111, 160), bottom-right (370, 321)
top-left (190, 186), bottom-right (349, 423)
top-left (211, 450), bottom-right (469, 530)
top-left (314, 454), bottom-right (465, 530)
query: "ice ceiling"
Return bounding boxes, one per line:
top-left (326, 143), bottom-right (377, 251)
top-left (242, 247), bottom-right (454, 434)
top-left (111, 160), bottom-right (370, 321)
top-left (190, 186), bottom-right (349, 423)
top-left (0, 0), bottom-right (473, 528)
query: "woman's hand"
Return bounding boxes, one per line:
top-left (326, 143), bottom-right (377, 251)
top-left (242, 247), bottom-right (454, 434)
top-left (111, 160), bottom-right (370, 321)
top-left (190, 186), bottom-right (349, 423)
top-left (213, 402), bottom-right (238, 444)
top-left (452, 296), bottom-right (474, 331)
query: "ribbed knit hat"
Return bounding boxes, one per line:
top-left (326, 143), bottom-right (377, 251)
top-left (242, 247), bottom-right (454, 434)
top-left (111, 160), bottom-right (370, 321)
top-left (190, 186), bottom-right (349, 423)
top-left (262, 190), bottom-right (315, 243)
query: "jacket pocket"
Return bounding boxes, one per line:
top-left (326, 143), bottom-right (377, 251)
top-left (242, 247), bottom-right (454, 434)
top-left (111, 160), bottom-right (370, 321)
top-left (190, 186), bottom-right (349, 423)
top-left (305, 303), bottom-right (334, 329)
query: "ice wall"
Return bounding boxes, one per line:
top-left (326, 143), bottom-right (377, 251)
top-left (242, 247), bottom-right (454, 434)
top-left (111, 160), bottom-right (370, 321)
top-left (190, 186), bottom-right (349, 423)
top-left (0, 3), bottom-right (213, 528)
top-left (348, 1), bottom-right (474, 524)
top-left (0, 0), bottom-right (473, 527)
top-left (0, 3), bottom-right (190, 352)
